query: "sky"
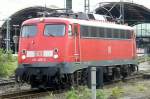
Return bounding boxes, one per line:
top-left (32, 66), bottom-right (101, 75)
top-left (0, 0), bottom-right (150, 20)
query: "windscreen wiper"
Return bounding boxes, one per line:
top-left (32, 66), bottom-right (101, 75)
top-left (48, 33), bottom-right (55, 37)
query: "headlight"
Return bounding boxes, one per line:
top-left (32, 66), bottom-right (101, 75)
top-left (53, 54), bottom-right (59, 59)
top-left (21, 55), bottom-right (26, 60)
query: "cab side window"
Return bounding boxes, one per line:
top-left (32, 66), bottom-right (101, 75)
top-left (68, 25), bottom-right (73, 36)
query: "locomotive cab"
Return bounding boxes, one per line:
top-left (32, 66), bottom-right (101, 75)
top-left (16, 18), bottom-right (79, 88)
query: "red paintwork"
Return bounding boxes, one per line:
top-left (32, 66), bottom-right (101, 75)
top-left (80, 39), bottom-right (135, 61)
top-left (18, 17), bottom-right (136, 65)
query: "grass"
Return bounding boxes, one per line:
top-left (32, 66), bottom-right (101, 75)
top-left (65, 86), bottom-right (118, 99)
top-left (137, 55), bottom-right (150, 64)
top-left (44, 80), bottom-right (150, 99)
top-left (0, 49), bottom-right (17, 77)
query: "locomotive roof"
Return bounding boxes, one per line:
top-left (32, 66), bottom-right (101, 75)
top-left (23, 17), bottom-right (133, 30)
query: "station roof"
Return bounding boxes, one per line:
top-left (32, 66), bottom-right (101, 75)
top-left (95, 2), bottom-right (150, 26)
top-left (0, 5), bottom-right (59, 28)
top-left (1, 2), bottom-right (150, 28)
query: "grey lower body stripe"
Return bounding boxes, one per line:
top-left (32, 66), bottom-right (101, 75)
top-left (19, 59), bottom-right (137, 74)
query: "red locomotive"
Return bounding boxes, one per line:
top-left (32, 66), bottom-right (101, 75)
top-left (15, 16), bottom-right (137, 88)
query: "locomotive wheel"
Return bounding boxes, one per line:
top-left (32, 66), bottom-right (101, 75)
top-left (112, 67), bottom-right (121, 80)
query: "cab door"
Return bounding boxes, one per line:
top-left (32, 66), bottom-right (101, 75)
top-left (74, 23), bottom-right (80, 62)
top-left (67, 23), bottom-right (80, 62)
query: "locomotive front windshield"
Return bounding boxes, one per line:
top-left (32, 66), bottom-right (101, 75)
top-left (21, 25), bottom-right (37, 37)
top-left (44, 24), bottom-right (65, 36)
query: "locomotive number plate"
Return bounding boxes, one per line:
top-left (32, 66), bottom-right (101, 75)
top-left (26, 50), bottom-right (53, 57)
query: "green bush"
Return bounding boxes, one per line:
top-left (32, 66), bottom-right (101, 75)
top-left (0, 49), bottom-right (17, 77)
top-left (97, 90), bottom-right (108, 99)
top-left (65, 86), bottom-right (109, 99)
top-left (66, 87), bottom-right (79, 99)
top-left (78, 86), bottom-right (91, 99)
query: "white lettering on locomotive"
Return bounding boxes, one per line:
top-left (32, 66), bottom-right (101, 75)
top-left (108, 46), bottom-right (112, 54)
top-left (26, 51), bottom-right (35, 57)
top-left (36, 51), bottom-right (43, 57)
top-left (43, 50), bottom-right (53, 57)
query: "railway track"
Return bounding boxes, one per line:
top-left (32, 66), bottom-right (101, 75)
top-left (0, 89), bottom-right (48, 99)
top-left (0, 78), bottom-right (15, 87)
top-left (104, 72), bottom-right (143, 85)
top-left (0, 88), bottom-right (66, 99)
top-left (0, 72), bottom-right (144, 99)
